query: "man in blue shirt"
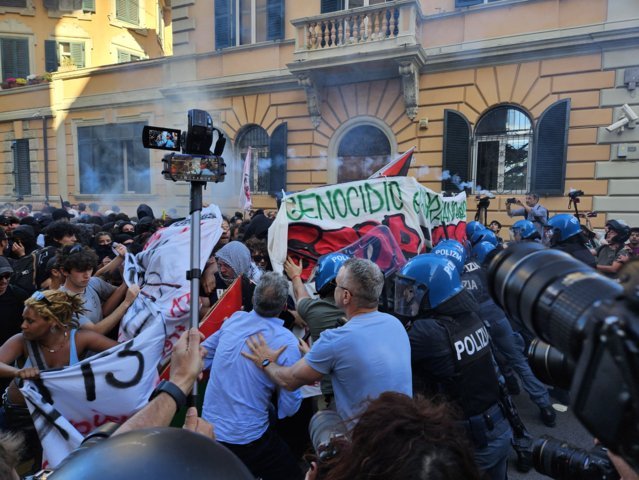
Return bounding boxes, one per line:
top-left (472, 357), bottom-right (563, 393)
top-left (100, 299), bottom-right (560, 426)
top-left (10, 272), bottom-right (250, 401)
top-left (506, 192), bottom-right (549, 236)
top-left (243, 258), bottom-right (412, 426)
top-left (202, 272), bottom-right (303, 480)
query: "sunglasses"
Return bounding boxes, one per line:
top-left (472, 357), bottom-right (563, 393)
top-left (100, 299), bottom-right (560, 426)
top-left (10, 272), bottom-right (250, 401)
top-left (31, 290), bottom-right (52, 306)
top-left (252, 255), bottom-right (266, 262)
top-left (0, 273), bottom-right (11, 281)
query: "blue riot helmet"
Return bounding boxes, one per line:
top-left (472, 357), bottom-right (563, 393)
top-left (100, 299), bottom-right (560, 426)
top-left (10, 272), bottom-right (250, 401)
top-left (546, 214), bottom-right (582, 245)
top-left (472, 241), bottom-right (497, 266)
top-left (394, 254), bottom-right (463, 317)
top-left (465, 221), bottom-right (485, 239)
top-left (432, 239), bottom-right (466, 272)
top-left (510, 219), bottom-right (539, 242)
top-left (314, 252), bottom-right (350, 295)
top-left (470, 228), bottom-right (498, 247)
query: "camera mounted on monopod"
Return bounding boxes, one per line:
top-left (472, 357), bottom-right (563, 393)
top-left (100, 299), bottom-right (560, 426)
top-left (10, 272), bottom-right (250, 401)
top-left (142, 109), bottom-right (227, 183)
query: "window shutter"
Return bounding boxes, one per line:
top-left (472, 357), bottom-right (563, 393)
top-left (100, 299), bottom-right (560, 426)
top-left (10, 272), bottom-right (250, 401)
top-left (321, 0), bottom-right (343, 13)
top-left (269, 122), bottom-right (288, 195)
top-left (44, 40), bottom-right (59, 72)
top-left (0, 0), bottom-right (28, 7)
top-left (117, 0), bottom-right (138, 24)
top-left (82, 0), bottom-right (95, 12)
top-left (266, 0), bottom-right (284, 41)
top-left (214, 0), bottom-right (235, 49)
top-left (455, 0), bottom-right (483, 7)
top-left (117, 50), bottom-right (130, 63)
top-left (70, 42), bottom-right (85, 68)
top-left (12, 139), bottom-right (31, 197)
top-left (530, 99), bottom-right (570, 195)
top-left (1, 38), bottom-right (29, 80)
top-left (442, 109), bottom-right (471, 192)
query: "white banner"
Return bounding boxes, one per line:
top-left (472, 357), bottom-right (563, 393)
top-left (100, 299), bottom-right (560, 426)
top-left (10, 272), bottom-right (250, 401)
top-left (268, 176), bottom-right (466, 273)
top-left (20, 320), bottom-right (166, 468)
top-left (119, 205), bottom-right (222, 360)
top-left (240, 147), bottom-right (252, 211)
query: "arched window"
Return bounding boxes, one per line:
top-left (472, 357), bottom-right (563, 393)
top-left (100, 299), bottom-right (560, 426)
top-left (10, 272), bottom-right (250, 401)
top-left (237, 125), bottom-right (270, 193)
top-left (337, 124), bottom-right (392, 183)
top-left (472, 106), bottom-right (532, 193)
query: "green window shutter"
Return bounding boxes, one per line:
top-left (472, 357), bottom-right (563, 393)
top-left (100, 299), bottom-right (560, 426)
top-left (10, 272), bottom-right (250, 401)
top-left (117, 50), bottom-right (130, 63)
top-left (82, 0), bottom-right (95, 12)
top-left (455, 0), bottom-right (483, 6)
top-left (266, 0), bottom-right (284, 41)
top-left (0, 1), bottom-right (28, 7)
top-left (269, 122), bottom-right (288, 194)
top-left (214, 0), bottom-right (235, 49)
top-left (12, 139), bottom-right (31, 197)
top-left (1, 38), bottom-right (29, 81)
top-left (116, 0), bottom-right (139, 24)
top-left (44, 40), bottom-right (59, 72)
top-left (530, 99), bottom-right (571, 195)
top-left (442, 109), bottom-right (471, 193)
top-left (70, 42), bottom-right (85, 68)
top-left (321, 0), bottom-right (343, 13)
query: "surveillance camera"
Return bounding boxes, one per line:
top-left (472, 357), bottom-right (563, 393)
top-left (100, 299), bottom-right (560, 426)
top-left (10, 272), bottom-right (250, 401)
top-left (622, 103), bottom-right (638, 122)
top-left (606, 117), bottom-right (629, 133)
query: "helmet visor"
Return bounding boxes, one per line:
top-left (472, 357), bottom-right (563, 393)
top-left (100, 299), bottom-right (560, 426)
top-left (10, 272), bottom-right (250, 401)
top-left (394, 275), bottom-right (427, 318)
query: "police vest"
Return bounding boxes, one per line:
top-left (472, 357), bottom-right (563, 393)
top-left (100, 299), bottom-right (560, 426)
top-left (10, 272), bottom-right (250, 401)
top-left (435, 312), bottom-right (501, 417)
top-left (461, 261), bottom-right (491, 304)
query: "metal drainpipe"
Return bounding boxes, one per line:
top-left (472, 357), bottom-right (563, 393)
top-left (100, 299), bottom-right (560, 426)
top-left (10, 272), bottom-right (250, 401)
top-left (42, 115), bottom-right (49, 202)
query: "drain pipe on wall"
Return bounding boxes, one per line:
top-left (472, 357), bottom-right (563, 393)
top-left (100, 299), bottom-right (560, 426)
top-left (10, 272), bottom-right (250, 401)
top-left (42, 115), bottom-right (50, 203)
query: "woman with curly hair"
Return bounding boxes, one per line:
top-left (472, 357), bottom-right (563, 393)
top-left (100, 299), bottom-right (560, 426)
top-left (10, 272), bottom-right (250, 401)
top-left (308, 392), bottom-right (483, 480)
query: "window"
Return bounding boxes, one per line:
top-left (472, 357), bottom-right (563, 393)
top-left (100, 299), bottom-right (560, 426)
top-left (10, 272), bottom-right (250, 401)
top-left (12, 139), bottom-right (31, 197)
top-left (117, 50), bottom-right (141, 63)
top-left (337, 125), bottom-right (391, 183)
top-left (236, 123), bottom-right (287, 195)
top-left (78, 122), bottom-right (150, 194)
top-left (442, 99), bottom-right (571, 196)
top-left (0, 1), bottom-right (27, 7)
top-left (215, 0), bottom-right (284, 50)
top-left (0, 37), bottom-right (29, 81)
top-left (472, 106), bottom-right (532, 193)
top-left (116, 0), bottom-right (139, 25)
top-left (45, 40), bottom-right (85, 72)
top-left (321, 0), bottom-right (387, 13)
top-left (82, 0), bottom-right (95, 12)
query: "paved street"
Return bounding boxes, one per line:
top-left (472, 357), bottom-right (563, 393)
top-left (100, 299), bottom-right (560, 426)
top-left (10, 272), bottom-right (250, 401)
top-left (507, 388), bottom-right (594, 479)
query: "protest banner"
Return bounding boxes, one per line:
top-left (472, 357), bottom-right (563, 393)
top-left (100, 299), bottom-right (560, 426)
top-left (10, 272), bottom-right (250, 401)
top-left (118, 205), bottom-right (223, 360)
top-left (21, 319), bottom-right (165, 468)
top-left (268, 176), bottom-right (466, 277)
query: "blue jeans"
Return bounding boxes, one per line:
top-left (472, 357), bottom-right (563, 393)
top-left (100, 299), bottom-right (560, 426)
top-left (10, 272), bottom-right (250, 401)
top-left (474, 415), bottom-right (513, 480)
top-left (489, 316), bottom-right (551, 408)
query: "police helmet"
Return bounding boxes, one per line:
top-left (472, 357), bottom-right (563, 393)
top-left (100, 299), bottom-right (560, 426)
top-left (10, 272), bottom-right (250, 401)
top-left (471, 241), bottom-right (497, 266)
top-left (394, 254), bottom-right (463, 317)
top-left (510, 219), bottom-right (539, 241)
top-left (605, 219), bottom-right (631, 244)
top-left (546, 214), bottom-right (581, 243)
top-left (465, 221), bottom-right (485, 239)
top-left (470, 228), bottom-right (498, 247)
top-left (50, 427), bottom-right (254, 480)
top-left (432, 239), bottom-right (466, 272)
top-left (314, 252), bottom-right (350, 294)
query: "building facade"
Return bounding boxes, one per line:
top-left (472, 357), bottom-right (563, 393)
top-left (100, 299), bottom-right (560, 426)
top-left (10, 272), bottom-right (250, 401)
top-left (1, 0), bottom-right (638, 228)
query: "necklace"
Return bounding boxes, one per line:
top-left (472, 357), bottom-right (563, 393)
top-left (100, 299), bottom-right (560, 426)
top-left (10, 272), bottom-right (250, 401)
top-left (40, 331), bottom-right (68, 353)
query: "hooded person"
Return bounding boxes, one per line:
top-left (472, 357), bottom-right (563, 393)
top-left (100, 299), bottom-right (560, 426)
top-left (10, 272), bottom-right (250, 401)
top-left (137, 204), bottom-right (155, 221)
top-left (10, 225), bottom-right (38, 258)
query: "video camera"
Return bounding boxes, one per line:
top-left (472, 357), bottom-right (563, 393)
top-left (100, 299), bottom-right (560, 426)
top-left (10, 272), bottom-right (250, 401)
top-left (142, 109), bottom-right (227, 183)
top-left (505, 197), bottom-right (518, 205)
top-left (568, 189), bottom-right (584, 199)
top-left (487, 242), bottom-right (639, 473)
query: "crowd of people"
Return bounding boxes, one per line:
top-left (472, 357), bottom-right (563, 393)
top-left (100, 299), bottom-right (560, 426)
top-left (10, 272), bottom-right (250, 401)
top-left (0, 194), bottom-right (637, 480)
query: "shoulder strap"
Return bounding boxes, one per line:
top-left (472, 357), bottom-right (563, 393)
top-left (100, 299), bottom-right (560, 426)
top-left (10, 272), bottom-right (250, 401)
top-left (25, 339), bottom-right (48, 370)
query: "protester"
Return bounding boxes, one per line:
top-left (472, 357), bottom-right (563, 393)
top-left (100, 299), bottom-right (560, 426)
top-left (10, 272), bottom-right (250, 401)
top-left (395, 254), bottom-right (512, 479)
top-left (307, 392), bottom-right (482, 480)
top-left (202, 272), bottom-right (304, 480)
top-left (243, 258), bottom-right (412, 427)
top-left (506, 192), bottom-right (548, 235)
top-left (596, 219), bottom-right (631, 277)
top-left (242, 209), bottom-right (272, 241)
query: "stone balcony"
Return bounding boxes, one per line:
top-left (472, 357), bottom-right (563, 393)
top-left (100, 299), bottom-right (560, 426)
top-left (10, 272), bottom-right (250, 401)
top-left (288, 0), bottom-right (426, 127)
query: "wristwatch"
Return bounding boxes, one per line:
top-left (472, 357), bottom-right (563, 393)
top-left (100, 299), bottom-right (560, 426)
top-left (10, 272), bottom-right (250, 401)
top-left (261, 358), bottom-right (271, 369)
top-left (150, 380), bottom-right (187, 409)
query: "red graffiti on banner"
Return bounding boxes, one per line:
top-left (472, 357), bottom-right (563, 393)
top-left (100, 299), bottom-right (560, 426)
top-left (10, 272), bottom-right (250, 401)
top-left (71, 414), bottom-right (130, 435)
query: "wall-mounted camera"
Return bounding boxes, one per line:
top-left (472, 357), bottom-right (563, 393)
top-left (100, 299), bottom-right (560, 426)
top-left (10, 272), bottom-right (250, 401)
top-left (605, 103), bottom-right (638, 134)
top-left (142, 109), bottom-right (227, 183)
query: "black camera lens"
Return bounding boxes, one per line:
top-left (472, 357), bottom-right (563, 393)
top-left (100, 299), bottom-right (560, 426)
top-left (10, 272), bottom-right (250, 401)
top-left (487, 243), bottom-right (623, 359)
top-left (533, 436), bottom-right (620, 480)
top-left (527, 339), bottom-right (575, 390)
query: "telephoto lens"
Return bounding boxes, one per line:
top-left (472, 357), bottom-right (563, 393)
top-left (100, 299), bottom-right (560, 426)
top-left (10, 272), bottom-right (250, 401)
top-left (487, 243), bottom-right (623, 359)
top-left (533, 436), bottom-right (620, 480)
top-left (527, 338), bottom-right (575, 390)
top-left (309, 410), bottom-right (349, 461)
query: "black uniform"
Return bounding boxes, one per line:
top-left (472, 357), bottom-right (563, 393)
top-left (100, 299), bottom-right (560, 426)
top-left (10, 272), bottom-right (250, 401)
top-left (553, 238), bottom-right (596, 268)
top-left (408, 289), bottom-right (511, 479)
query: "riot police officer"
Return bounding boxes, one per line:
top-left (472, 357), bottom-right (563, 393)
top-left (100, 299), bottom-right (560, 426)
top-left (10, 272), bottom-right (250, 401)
top-left (545, 214), bottom-right (596, 267)
top-left (395, 254), bottom-right (512, 480)
top-left (510, 219), bottom-right (541, 243)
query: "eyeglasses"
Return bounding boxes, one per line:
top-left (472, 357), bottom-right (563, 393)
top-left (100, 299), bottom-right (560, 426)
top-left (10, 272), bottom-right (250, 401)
top-left (0, 273), bottom-right (11, 281)
top-left (335, 284), bottom-right (352, 296)
top-left (252, 255), bottom-right (266, 262)
top-left (31, 290), bottom-right (52, 306)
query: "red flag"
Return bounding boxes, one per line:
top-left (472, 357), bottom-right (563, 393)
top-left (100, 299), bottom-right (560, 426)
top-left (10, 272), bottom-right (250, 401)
top-left (368, 147), bottom-right (415, 178)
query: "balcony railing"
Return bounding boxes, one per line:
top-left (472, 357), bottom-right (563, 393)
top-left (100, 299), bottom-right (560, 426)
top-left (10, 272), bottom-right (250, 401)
top-left (292, 0), bottom-right (423, 53)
